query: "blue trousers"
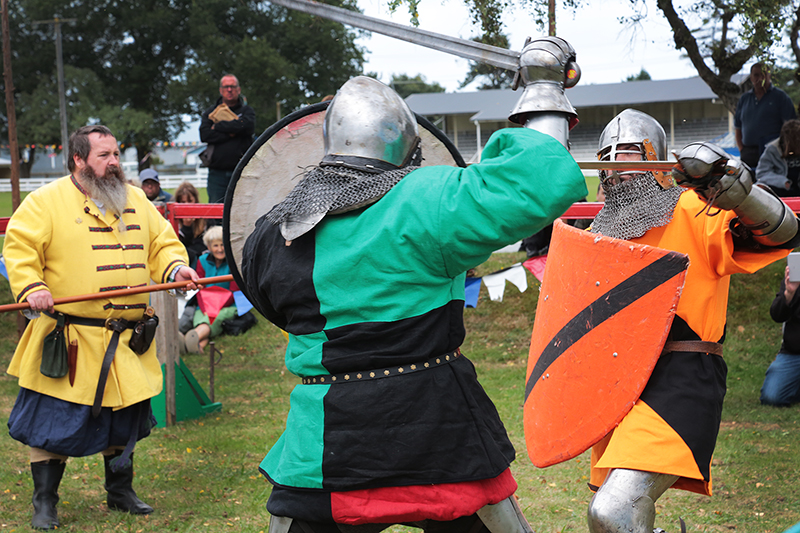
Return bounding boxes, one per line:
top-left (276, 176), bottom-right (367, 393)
top-left (760, 352), bottom-right (800, 406)
top-left (207, 168), bottom-right (234, 204)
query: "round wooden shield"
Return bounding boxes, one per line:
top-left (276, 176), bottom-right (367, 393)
top-left (223, 101), bottom-right (465, 291)
top-left (524, 219), bottom-right (689, 468)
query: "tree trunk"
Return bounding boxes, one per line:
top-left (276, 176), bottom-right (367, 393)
top-left (655, 0), bottom-right (746, 114)
top-left (136, 145), bottom-right (153, 172)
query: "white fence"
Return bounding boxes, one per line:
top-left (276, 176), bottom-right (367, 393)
top-left (0, 172), bottom-right (209, 193)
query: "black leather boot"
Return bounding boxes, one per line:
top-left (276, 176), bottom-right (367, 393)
top-left (104, 452), bottom-right (154, 515)
top-left (31, 459), bottom-right (66, 530)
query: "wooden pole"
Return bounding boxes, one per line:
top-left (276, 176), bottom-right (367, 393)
top-left (152, 290), bottom-right (179, 427)
top-left (577, 161), bottom-right (676, 171)
top-left (0, 275), bottom-right (233, 313)
top-left (1, 0), bottom-right (27, 338)
top-left (1, 0), bottom-right (20, 212)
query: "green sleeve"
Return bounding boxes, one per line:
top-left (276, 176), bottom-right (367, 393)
top-left (401, 127), bottom-right (588, 277)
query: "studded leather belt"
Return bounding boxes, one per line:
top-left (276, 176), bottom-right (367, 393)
top-left (301, 348), bottom-right (461, 385)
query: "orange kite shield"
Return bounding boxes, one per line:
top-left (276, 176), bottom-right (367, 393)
top-left (524, 219), bottom-right (689, 468)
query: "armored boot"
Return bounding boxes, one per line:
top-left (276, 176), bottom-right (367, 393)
top-left (31, 459), bottom-right (66, 530)
top-left (104, 452), bottom-right (153, 515)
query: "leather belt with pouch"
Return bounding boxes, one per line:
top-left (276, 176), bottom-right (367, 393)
top-left (43, 307), bottom-right (159, 417)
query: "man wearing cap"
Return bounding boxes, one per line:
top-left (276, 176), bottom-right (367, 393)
top-left (139, 168), bottom-right (172, 204)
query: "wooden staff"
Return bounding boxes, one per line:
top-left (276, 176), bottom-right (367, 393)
top-left (576, 161), bottom-right (676, 171)
top-left (0, 275), bottom-right (234, 314)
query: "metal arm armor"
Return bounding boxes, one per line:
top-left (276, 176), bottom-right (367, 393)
top-left (672, 142), bottom-right (799, 247)
top-left (508, 36), bottom-right (580, 148)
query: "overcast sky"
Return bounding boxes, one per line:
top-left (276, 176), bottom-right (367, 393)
top-left (358, 0), bottom-right (702, 91)
top-left (177, 1), bottom-right (715, 142)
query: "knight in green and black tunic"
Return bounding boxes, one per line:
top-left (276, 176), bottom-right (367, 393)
top-left (239, 77), bottom-right (587, 528)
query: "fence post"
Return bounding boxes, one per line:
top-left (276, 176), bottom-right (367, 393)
top-left (152, 290), bottom-right (179, 427)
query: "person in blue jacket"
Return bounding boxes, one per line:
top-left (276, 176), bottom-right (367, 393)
top-left (184, 225), bottom-right (239, 353)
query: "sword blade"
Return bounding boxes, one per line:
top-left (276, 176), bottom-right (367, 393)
top-left (576, 161), bottom-right (676, 171)
top-left (266, 0), bottom-right (520, 72)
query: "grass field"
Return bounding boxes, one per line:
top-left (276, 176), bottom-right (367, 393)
top-left (0, 189), bottom-right (797, 532)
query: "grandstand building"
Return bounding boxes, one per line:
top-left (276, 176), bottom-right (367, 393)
top-left (16, 75), bottom-right (750, 189)
top-left (406, 76), bottom-right (745, 163)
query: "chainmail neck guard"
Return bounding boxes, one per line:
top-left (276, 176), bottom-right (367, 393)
top-left (266, 164), bottom-right (420, 240)
top-left (591, 172), bottom-right (684, 241)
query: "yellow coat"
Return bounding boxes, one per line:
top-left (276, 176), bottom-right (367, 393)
top-left (4, 176), bottom-right (188, 409)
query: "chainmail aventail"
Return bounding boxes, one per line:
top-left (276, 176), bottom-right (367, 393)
top-left (591, 172), bottom-right (684, 241)
top-left (266, 165), bottom-right (420, 241)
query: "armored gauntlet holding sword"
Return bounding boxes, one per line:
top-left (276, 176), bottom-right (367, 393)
top-left (508, 36), bottom-right (581, 148)
top-left (672, 142), bottom-right (799, 248)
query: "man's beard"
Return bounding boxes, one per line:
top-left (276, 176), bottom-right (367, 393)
top-left (80, 164), bottom-right (128, 218)
top-left (80, 165), bottom-right (129, 232)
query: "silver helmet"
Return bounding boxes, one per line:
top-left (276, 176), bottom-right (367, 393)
top-left (322, 76), bottom-right (420, 172)
top-left (597, 109), bottom-right (668, 186)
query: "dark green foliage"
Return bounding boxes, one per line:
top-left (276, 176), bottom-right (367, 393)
top-left (389, 73), bottom-right (445, 99)
top-left (0, 0), bottom-right (365, 165)
top-left (459, 33), bottom-right (515, 90)
top-left (626, 68), bottom-right (652, 81)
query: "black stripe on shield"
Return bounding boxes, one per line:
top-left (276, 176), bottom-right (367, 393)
top-left (524, 252), bottom-right (689, 402)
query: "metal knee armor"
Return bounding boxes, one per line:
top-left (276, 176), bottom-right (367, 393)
top-left (587, 469), bottom-right (677, 533)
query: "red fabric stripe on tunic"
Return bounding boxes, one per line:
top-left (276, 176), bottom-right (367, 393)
top-left (330, 468), bottom-right (517, 525)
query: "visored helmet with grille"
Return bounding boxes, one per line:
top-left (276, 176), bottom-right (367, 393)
top-left (323, 76), bottom-right (420, 172)
top-left (597, 109), bottom-right (667, 185)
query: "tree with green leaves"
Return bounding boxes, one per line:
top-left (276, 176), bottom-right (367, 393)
top-left (388, 0), bottom-right (799, 113)
top-left (626, 68), bottom-right (652, 82)
top-left (648, 0), bottom-right (795, 112)
top-left (178, 0), bottom-right (365, 130)
top-left (2, 0), bottom-right (198, 173)
top-left (1, 0), bottom-right (365, 175)
top-left (459, 33), bottom-right (515, 89)
top-left (388, 73), bottom-right (445, 98)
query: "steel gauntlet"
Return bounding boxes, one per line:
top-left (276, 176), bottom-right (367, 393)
top-left (672, 142), bottom-right (798, 247)
top-left (508, 36), bottom-right (580, 147)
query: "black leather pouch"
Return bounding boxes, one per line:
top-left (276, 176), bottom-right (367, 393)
top-left (129, 312), bottom-right (159, 355)
top-left (41, 314), bottom-right (69, 378)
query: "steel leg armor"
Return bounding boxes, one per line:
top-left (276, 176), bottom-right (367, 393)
top-left (476, 496), bottom-right (534, 533)
top-left (587, 469), bottom-right (678, 533)
top-left (269, 515), bottom-right (294, 533)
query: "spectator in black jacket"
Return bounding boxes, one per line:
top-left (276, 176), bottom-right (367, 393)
top-left (760, 263), bottom-right (800, 406)
top-left (199, 74), bottom-right (255, 203)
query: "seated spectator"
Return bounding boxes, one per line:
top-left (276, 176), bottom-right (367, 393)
top-left (184, 226), bottom-right (239, 353)
top-left (755, 119), bottom-right (800, 197)
top-left (139, 168), bottom-right (173, 204)
top-left (174, 181), bottom-right (207, 266)
top-left (760, 262), bottom-right (800, 406)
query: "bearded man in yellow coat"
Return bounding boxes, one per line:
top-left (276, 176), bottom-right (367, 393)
top-left (3, 125), bottom-right (200, 530)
